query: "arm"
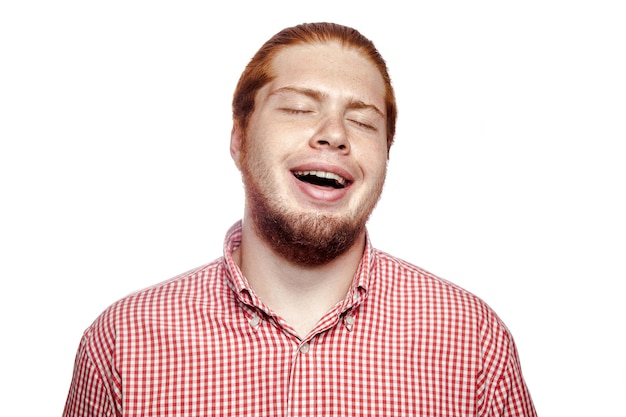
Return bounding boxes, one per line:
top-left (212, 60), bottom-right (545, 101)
top-left (488, 342), bottom-right (537, 417)
top-left (63, 326), bottom-right (120, 416)
top-left (477, 312), bottom-right (537, 417)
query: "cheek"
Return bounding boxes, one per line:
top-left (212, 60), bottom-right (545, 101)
top-left (241, 139), bottom-right (283, 185)
top-left (373, 160), bottom-right (388, 189)
top-left (355, 141), bottom-right (388, 173)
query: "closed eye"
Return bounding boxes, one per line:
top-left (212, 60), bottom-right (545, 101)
top-left (280, 108), bottom-right (313, 114)
top-left (349, 119), bottom-right (377, 131)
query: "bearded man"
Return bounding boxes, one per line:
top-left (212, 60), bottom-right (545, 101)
top-left (64, 22), bottom-right (536, 417)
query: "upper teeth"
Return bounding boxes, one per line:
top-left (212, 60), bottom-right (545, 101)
top-left (294, 170), bottom-right (347, 186)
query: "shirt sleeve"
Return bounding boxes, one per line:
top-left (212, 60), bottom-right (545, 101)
top-left (489, 341), bottom-right (537, 417)
top-left (63, 329), bottom-right (119, 417)
top-left (480, 315), bottom-right (537, 417)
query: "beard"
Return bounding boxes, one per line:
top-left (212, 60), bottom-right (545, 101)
top-left (239, 149), bottom-right (385, 267)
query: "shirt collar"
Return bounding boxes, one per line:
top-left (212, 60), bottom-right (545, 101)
top-left (222, 220), bottom-right (251, 299)
top-left (222, 220), bottom-right (375, 313)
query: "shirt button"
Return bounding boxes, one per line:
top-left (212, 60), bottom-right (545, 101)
top-left (249, 315), bottom-right (261, 327)
top-left (299, 343), bottom-right (310, 354)
top-left (344, 314), bottom-right (355, 331)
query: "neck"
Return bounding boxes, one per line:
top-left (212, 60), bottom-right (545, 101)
top-left (232, 218), bottom-right (365, 338)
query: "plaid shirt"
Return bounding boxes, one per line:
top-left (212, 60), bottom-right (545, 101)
top-left (64, 221), bottom-right (536, 416)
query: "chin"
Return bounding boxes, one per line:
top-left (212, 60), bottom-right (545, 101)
top-left (251, 200), bottom-right (368, 266)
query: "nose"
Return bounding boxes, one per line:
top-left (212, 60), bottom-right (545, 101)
top-left (309, 114), bottom-right (350, 153)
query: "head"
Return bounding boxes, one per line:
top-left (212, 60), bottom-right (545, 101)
top-left (231, 23), bottom-right (397, 266)
top-left (233, 22), bottom-right (397, 152)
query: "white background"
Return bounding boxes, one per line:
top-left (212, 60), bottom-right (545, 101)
top-left (1, 1), bottom-right (624, 415)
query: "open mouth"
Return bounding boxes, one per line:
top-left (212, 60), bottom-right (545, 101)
top-left (292, 170), bottom-right (348, 189)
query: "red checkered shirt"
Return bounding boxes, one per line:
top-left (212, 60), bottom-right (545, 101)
top-left (64, 221), bottom-right (536, 416)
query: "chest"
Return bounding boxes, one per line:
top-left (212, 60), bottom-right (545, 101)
top-left (116, 302), bottom-right (480, 416)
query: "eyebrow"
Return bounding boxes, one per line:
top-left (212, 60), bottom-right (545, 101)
top-left (269, 86), bottom-right (384, 118)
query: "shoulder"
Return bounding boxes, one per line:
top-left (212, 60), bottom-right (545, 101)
top-left (373, 249), bottom-right (485, 302)
top-left (81, 258), bottom-right (226, 348)
top-left (373, 249), bottom-right (520, 369)
top-left (373, 249), bottom-right (511, 335)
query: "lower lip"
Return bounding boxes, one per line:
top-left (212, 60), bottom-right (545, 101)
top-left (291, 175), bottom-right (349, 204)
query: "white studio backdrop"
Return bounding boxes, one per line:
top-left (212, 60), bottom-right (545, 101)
top-left (1, 1), bottom-right (624, 415)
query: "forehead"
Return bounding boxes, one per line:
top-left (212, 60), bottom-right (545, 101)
top-left (265, 42), bottom-right (386, 109)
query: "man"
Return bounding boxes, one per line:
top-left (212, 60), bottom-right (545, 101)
top-left (64, 22), bottom-right (536, 416)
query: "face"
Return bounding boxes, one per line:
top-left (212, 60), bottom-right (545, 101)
top-left (231, 41), bottom-right (389, 266)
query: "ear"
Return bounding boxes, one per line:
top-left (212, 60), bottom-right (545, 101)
top-left (230, 123), bottom-right (244, 170)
